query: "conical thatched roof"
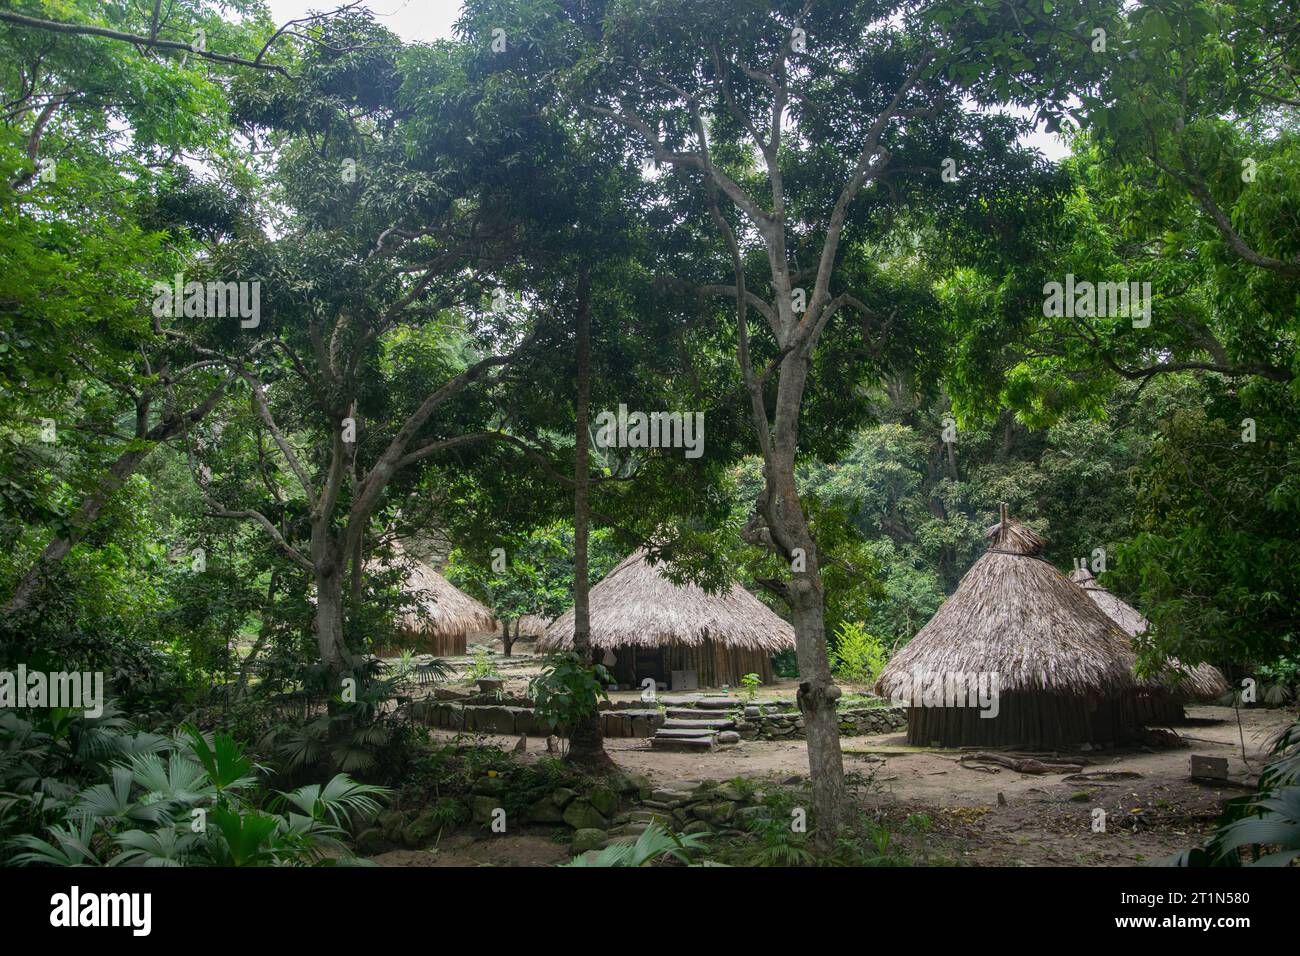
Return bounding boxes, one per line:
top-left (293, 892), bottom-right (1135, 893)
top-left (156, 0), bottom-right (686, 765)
top-left (1068, 568), bottom-right (1228, 700)
top-left (875, 516), bottom-right (1139, 699)
top-left (371, 544), bottom-right (496, 640)
top-left (516, 614), bottom-right (551, 638)
top-left (541, 550), bottom-right (795, 653)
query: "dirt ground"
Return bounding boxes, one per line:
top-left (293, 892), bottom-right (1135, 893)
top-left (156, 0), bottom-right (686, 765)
top-left (376, 703), bottom-right (1292, 866)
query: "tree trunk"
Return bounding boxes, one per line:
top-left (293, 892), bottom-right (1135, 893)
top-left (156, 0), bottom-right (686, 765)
top-left (311, 524), bottom-right (352, 675)
top-left (566, 267), bottom-right (608, 768)
top-left (3, 381), bottom-right (228, 618)
top-left (234, 572), bottom-right (279, 699)
top-left (502, 618), bottom-right (515, 657)
top-left (763, 355), bottom-right (847, 844)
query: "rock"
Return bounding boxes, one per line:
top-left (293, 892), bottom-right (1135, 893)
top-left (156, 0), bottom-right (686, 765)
top-left (716, 731), bottom-right (741, 745)
top-left (562, 799), bottom-right (610, 830)
top-left (469, 795), bottom-right (501, 825)
top-left (610, 773), bottom-right (641, 794)
top-left (715, 782), bottom-right (746, 802)
top-left (780, 775), bottom-right (803, 786)
top-left (477, 677), bottom-right (504, 694)
top-left (551, 787), bottom-right (578, 808)
top-left (512, 734), bottom-right (527, 754)
top-left (691, 801), bottom-right (734, 823)
top-left (682, 820), bottom-right (712, 835)
top-left (733, 805), bottom-right (771, 825)
top-left (625, 773), bottom-right (652, 794)
top-left (571, 828), bottom-right (607, 853)
top-left (546, 735), bottom-right (560, 754)
top-left (1070, 791), bottom-right (1091, 803)
top-left (377, 810), bottom-right (405, 841)
top-left (527, 797), bottom-right (565, 824)
top-left (472, 775), bottom-right (505, 796)
top-left (650, 788), bottom-right (692, 806)
top-left (354, 828), bottom-right (386, 854)
top-left (588, 785), bottom-right (619, 817)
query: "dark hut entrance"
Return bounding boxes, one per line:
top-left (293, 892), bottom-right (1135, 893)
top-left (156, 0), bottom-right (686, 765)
top-left (634, 647), bottom-right (667, 686)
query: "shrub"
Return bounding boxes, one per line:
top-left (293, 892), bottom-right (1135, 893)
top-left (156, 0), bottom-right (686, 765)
top-left (829, 621), bottom-right (889, 685)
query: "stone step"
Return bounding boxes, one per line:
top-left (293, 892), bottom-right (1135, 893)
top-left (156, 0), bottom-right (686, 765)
top-left (653, 728), bottom-right (721, 739)
top-left (693, 697), bottom-right (739, 710)
top-left (664, 706), bottom-right (738, 719)
top-left (662, 717), bottom-right (735, 730)
top-left (652, 735), bottom-right (716, 751)
top-left (659, 695), bottom-right (737, 709)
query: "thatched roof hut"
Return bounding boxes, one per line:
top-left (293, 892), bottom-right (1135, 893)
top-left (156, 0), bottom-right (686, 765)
top-left (874, 510), bottom-right (1141, 748)
top-left (541, 550), bottom-right (795, 689)
top-left (371, 545), bottom-right (496, 657)
top-left (516, 614), bottom-right (551, 639)
top-left (1068, 568), bottom-right (1228, 703)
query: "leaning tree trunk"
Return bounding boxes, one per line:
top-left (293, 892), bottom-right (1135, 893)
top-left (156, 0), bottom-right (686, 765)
top-left (3, 381), bottom-right (228, 619)
top-left (566, 267), bottom-right (608, 768)
top-left (502, 618), bottom-right (515, 657)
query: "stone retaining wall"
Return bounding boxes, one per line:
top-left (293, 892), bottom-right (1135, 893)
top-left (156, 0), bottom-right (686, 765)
top-left (411, 699), bottom-right (665, 737)
top-left (736, 703), bottom-right (906, 740)
top-left (411, 697), bottom-right (905, 739)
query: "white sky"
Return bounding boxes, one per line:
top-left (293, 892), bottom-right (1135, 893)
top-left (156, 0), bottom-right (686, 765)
top-left (264, 1), bottom-right (1068, 160)
top-left (265, 0), bottom-right (461, 43)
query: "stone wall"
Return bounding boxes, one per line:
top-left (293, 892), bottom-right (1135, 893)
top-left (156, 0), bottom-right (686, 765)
top-left (410, 699), bottom-right (664, 738)
top-left (735, 702), bottom-right (906, 740)
top-left (411, 697), bottom-right (905, 739)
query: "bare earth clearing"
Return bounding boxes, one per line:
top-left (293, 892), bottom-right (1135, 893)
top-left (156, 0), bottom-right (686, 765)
top-left (373, 700), bottom-right (1291, 867)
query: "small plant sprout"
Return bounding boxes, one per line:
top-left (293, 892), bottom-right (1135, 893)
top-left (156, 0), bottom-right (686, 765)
top-left (741, 673), bottom-right (762, 703)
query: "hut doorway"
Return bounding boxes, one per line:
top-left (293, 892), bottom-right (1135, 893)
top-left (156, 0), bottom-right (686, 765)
top-left (634, 647), bottom-right (667, 687)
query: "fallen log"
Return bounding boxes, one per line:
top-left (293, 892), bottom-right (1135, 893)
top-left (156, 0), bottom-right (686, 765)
top-left (961, 752), bottom-right (1084, 775)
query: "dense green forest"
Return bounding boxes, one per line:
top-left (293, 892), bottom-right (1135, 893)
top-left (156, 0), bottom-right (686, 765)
top-left (0, 0), bottom-right (1296, 874)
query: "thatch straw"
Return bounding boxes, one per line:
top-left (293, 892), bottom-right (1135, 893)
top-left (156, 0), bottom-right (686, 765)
top-left (370, 543), bottom-right (496, 643)
top-left (875, 518), bottom-right (1139, 701)
top-left (1068, 568), bottom-right (1228, 701)
top-left (541, 550), bottom-right (795, 653)
top-left (515, 614), bottom-right (551, 638)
